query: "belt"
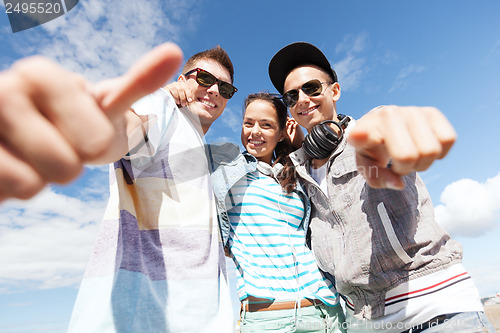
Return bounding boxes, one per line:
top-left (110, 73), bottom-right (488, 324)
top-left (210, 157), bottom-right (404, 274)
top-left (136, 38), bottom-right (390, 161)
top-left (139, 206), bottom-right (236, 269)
top-left (401, 313), bottom-right (458, 333)
top-left (241, 298), bottom-right (320, 312)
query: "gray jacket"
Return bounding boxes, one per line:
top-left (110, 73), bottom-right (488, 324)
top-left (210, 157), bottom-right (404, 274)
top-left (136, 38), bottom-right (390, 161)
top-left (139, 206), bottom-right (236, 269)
top-left (289, 128), bottom-right (463, 319)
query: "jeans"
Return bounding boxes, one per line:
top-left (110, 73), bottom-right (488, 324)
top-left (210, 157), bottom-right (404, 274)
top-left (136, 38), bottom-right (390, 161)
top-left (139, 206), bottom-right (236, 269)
top-left (240, 301), bottom-right (346, 333)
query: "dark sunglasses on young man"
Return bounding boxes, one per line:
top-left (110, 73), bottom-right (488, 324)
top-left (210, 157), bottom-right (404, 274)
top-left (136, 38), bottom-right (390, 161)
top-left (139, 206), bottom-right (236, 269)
top-left (282, 79), bottom-right (333, 108)
top-left (183, 68), bottom-right (238, 99)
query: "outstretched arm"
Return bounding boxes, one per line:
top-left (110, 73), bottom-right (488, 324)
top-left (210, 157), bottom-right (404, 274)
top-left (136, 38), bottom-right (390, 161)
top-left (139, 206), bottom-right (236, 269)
top-left (348, 105), bottom-right (456, 189)
top-left (0, 43), bottom-right (183, 201)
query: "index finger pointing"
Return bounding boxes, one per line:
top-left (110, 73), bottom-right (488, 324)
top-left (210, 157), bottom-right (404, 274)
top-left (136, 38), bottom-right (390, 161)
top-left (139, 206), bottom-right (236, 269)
top-left (96, 43), bottom-right (183, 116)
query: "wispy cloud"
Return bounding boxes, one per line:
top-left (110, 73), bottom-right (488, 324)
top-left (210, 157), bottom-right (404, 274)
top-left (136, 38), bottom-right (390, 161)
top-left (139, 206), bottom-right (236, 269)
top-left (0, 174), bottom-right (109, 292)
top-left (6, 302), bottom-right (32, 307)
top-left (335, 33), bottom-right (369, 55)
top-left (468, 259), bottom-right (500, 297)
top-left (435, 172), bottom-right (500, 238)
top-left (207, 136), bottom-right (241, 148)
top-left (486, 39), bottom-right (500, 62)
top-left (388, 64), bottom-right (426, 93)
top-left (14, 0), bottom-right (198, 81)
top-left (0, 320), bottom-right (68, 333)
top-left (332, 33), bottom-right (369, 91)
top-left (334, 54), bottom-right (367, 91)
top-left (381, 50), bottom-right (399, 65)
top-left (0, 0), bottom-right (200, 293)
top-left (204, 106), bottom-right (242, 146)
top-left (219, 106), bottom-right (241, 132)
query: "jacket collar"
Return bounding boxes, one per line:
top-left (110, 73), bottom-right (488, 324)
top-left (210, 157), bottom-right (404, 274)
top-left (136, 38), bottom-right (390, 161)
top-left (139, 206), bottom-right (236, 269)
top-left (289, 117), bottom-right (356, 167)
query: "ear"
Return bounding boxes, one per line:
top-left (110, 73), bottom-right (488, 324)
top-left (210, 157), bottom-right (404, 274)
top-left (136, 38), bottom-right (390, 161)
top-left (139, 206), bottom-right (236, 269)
top-left (331, 82), bottom-right (341, 102)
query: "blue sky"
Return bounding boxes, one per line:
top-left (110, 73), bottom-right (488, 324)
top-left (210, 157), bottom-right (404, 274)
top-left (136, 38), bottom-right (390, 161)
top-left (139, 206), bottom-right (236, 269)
top-left (1, 1), bottom-right (499, 331)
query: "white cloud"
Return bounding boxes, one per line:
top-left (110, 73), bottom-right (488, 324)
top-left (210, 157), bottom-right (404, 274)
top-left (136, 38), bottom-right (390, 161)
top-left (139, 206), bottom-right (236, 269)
top-left (335, 33), bottom-right (369, 55)
top-left (0, 169), bottom-right (109, 292)
top-left (0, 1), bottom-right (200, 294)
top-left (388, 64), bottom-right (426, 93)
top-left (219, 106), bottom-right (241, 132)
top-left (435, 172), bottom-right (500, 237)
top-left (486, 39), bottom-right (500, 62)
top-left (334, 54), bottom-right (367, 91)
top-left (332, 33), bottom-right (369, 91)
top-left (15, 0), bottom-right (198, 81)
top-left (467, 260), bottom-right (500, 297)
top-left (208, 136), bottom-right (240, 146)
top-left (381, 50), bottom-right (399, 65)
top-left (205, 106), bottom-right (242, 146)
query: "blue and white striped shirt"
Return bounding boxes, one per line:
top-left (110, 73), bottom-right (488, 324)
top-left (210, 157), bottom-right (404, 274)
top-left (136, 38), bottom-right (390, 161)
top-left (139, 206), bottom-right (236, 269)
top-left (225, 164), bottom-right (339, 306)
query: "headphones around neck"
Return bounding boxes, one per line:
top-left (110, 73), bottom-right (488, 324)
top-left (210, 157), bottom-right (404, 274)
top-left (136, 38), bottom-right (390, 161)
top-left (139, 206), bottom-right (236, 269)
top-left (302, 114), bottom-right (350, 160)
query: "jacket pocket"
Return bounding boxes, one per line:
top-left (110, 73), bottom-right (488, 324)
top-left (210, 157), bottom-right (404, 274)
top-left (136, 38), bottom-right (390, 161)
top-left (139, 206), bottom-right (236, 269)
top-left (376, 202), bottom-right (412, 265)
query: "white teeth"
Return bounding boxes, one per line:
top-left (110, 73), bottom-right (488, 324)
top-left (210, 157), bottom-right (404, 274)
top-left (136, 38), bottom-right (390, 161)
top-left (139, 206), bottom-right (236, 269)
top-left (299, 106), bottom-right (317, 115)
top-left (200, 99), bottom-right (215, 107)
top-left (249, 140), bottom-right (264, 144)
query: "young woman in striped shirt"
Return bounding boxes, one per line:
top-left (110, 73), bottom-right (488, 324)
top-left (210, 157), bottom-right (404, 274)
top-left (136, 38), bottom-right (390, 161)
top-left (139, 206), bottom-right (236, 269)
top-left (211, 92), bottom-right (346, 333)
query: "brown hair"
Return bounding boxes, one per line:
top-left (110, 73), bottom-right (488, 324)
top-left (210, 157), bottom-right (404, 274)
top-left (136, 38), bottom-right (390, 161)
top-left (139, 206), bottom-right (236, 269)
top-left (182, 45), bottom-right (234, 83)
top-left (243, 92), bottom-right (297, 193)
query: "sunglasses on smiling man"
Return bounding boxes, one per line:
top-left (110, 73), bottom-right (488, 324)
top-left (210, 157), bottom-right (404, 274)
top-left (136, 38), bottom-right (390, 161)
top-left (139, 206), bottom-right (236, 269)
top-left (282, 79), bottom-right (333, 108)
top-left (183, 68), bottom-right (238, 99)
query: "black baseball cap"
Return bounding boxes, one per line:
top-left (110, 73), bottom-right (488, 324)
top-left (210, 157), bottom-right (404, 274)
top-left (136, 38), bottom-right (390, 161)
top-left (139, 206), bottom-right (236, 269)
top-left (268, 42), bottom-right (338, 94)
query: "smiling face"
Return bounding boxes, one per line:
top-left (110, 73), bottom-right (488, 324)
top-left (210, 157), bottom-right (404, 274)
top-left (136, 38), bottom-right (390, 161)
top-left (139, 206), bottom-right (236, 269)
top-left (181, 59), bottom-right (231, 133)
top-left (241, 100), bottom-right (284, 164)
top-left (283, 65), bottom-right (341, 132)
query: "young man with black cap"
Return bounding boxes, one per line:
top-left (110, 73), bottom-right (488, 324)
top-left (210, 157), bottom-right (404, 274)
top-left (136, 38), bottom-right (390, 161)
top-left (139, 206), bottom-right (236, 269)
top-left (269, 42), bottom-right (494, 332)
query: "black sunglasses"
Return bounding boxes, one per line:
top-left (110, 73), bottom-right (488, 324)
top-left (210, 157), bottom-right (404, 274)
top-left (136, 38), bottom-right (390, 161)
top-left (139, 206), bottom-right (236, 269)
top-left (282, 79), bottom-right (332, 108)
top-left (183, 68), bottom-right (238, 99)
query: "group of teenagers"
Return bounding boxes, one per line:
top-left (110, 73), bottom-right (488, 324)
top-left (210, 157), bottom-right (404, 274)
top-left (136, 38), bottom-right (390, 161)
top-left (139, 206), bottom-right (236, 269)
top-left (0, 41), bottom-right (495, 332)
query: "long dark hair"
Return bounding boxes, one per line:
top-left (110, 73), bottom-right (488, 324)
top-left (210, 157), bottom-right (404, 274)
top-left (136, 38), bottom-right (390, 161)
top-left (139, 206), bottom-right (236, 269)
top-left (243, 92), bottom-right (297, 193)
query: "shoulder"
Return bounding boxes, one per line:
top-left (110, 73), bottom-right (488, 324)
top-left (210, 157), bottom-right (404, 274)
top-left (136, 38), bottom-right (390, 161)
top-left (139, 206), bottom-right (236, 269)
top-left (207, 142), bottom-right (242, 165)
top-left (289, 147), bottom-right (309, 166)
top-left (131, 88), bottom-right (177, 117)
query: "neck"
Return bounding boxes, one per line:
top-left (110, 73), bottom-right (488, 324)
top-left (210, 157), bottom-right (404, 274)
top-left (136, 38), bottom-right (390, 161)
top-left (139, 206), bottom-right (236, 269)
top-left (328, 114), bottom-right (342, 134)
top-left (306, 113), bottom-right (341, 133)
top-left (311, 157), bottom-right (328, 169)
top-left (202, 125), bottom-right (209, 135)
top-left (258, 156), bottom-right (272, 165)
